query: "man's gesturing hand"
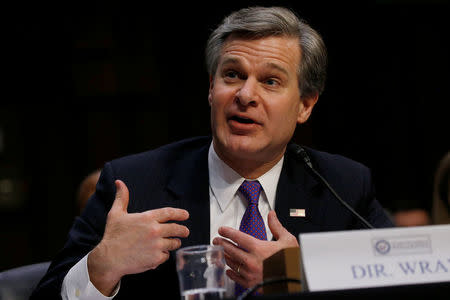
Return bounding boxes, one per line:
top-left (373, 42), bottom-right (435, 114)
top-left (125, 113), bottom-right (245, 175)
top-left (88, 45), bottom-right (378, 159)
top-left (88, 180), bottom-right (190, 296)
top-left (212, 210), bottom-right (298, 290)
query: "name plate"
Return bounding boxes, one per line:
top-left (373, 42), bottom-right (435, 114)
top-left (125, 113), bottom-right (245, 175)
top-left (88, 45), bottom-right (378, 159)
top-left (298, 224), bottom-right (450, 291)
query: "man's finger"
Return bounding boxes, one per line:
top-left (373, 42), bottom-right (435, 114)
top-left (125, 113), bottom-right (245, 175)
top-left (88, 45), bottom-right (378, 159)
top-left (146, 207), bottom-right (190, 223)
top-left (268, 211), bottom-right (299, 247)
top-left (162, 238), bottom-right (182, 252)
top-left (159, 223), bottom-right (190, 238)
top-left (224, 254), bottom-right (245, 277)
top-left (213, 236), bottom-right (249, 265)
top-left (111, 180), bottom-right (130, 213)
top-left (226, 269), bottom-right (247, 288)
top-left (217, 226), bottom-right (256, 251)
top-left (267, 210), bottom-right (289, 240)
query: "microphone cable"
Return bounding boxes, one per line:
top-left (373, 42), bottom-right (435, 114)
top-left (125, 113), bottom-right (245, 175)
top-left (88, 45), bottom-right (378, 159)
top-left (237, 145), bottom-right (375, 299)
top-left (289, 143), bottom-right (374, 229)
top-left (237, 277), bottom-right (301, 300)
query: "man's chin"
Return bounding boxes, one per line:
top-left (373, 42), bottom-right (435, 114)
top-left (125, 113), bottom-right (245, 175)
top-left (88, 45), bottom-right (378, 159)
top-left (216, 137), bottom-right (268, 161)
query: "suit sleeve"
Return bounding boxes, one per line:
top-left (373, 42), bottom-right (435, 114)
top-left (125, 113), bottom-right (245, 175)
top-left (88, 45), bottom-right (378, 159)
top-left (30, 163), bottom-right (117, 300)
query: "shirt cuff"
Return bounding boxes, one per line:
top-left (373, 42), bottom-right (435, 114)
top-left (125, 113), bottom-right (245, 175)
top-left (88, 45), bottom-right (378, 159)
top-left (61, 253), bottom-right (121, 300)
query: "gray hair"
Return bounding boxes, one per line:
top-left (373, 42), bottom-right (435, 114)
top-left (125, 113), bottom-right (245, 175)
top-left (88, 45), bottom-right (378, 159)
top-left (205, 6), bottom-right (327, 98)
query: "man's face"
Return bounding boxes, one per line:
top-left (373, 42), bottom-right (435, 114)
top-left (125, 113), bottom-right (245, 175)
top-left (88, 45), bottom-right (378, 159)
top-left (209, 35), bottom-right (316, 165)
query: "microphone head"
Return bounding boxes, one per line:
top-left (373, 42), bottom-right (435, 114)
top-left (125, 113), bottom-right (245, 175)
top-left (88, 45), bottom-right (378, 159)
top-left (288, 143), bottom-right (313, 168)
top-left (287, 143), bottom-right (302, 156)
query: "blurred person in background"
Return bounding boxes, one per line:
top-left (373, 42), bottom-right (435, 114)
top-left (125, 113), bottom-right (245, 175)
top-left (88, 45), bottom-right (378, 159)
top-left (0, 169), bottom-right (101, 300)
top-left (76, 169), bottom-right (101, 214)
top-left (432, 151), bottom-right (450, 224)
top-left (392, 151), bottom-right (450, 227)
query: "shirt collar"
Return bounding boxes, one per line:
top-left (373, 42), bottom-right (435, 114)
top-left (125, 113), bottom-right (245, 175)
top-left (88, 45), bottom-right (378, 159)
top-left (208, 142), bottom-right (284, 212)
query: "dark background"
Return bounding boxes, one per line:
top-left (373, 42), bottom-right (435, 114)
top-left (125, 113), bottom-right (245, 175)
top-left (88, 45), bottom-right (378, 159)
top-left (1, 0), bottom-right (449, 271)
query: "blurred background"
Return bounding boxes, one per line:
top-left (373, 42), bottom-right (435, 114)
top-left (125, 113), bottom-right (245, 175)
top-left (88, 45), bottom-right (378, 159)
top-left (1, 0), bottom-right (449, 271)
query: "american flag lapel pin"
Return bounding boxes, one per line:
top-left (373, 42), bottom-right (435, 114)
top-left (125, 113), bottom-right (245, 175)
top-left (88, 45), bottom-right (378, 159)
top-left (290, 208), bottom-right (306, 217)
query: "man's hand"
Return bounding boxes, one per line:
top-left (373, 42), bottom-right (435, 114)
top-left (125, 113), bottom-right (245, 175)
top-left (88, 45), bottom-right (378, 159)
top-left (87, 180), bottom-right (190, 296)
top-left (212, 210), bottom-right (298, 290)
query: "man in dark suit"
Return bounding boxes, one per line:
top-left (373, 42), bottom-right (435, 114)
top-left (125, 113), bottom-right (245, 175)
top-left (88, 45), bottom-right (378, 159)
top-left (31, 6), bottom-right (393, 300)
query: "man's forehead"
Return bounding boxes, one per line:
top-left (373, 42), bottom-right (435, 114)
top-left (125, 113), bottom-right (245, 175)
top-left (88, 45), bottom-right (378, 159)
top-left (222, 34), bottom-right (300, 50)
top-left (218, 36), bottom-right (300, 72)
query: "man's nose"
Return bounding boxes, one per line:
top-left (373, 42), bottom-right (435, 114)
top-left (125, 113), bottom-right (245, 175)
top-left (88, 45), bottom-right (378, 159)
top-left (236, 78), bottom-right (259, 106)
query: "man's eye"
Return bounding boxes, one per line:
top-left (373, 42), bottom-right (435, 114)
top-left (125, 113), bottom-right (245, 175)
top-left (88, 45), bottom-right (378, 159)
top-left (224, 70), bottom-right (239, 78)
top-left (265, 78), bottom-right (279, 86)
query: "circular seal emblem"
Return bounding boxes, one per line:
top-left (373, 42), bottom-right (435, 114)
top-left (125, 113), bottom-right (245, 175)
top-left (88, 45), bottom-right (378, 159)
top-left (375, 239), bottom-right (391, 255)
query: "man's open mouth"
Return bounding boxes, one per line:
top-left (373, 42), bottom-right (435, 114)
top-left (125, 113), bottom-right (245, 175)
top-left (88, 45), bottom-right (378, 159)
top-left (230, 116), bottom-right (255, 124)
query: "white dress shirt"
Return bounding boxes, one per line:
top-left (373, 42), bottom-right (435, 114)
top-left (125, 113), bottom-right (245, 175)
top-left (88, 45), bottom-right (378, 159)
top-left (208, 143), bottom-right (284, 244)
top-left (208, 143), bottom-right (283, 297)
top-left (61, 142), bottom-right (284, 299)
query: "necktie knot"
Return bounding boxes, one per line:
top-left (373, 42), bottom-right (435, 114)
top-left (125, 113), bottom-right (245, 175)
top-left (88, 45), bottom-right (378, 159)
top-left (238, 180), bottom-right (262, 206)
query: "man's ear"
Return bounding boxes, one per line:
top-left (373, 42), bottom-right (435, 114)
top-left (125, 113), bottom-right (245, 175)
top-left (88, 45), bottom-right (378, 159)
top-left (208, 75), bottom-right (214, 106)
top-left (297, 92), bottom-right (319, 124)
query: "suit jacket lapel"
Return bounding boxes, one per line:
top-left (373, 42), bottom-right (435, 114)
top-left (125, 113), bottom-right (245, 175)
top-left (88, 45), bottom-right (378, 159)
top-left (275, 150), bottom-right (324, 239)
top-left (166, 142), bottom-right (211, 248)
top-left (164, 140), bottom-right (325, 248)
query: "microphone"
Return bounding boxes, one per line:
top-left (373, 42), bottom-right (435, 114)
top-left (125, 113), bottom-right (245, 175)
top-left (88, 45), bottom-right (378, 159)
top-left (288, 143), bottom-right (374, 229)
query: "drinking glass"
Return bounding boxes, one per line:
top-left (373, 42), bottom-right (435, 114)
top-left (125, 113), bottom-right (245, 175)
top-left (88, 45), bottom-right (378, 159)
top-left (176, 245), bottom-right (226, 300)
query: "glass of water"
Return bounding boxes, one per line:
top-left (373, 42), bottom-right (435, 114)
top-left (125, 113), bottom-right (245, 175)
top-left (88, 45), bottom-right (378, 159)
top-left (176, 245), bottom-right (226, 300)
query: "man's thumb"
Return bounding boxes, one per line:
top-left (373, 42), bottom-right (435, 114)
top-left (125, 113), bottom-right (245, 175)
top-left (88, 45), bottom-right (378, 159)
top-left (112, 180), bottom-right (130, 213)
top-left (268, 210), bottom-right (289, 240)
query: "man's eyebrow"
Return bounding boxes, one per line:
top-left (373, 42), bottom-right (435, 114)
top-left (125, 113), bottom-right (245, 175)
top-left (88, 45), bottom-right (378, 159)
top-left (220, 57), bottom-right (241, 67)
top-left (264, 62), bottom-right (289, 77)
top-left (219, 57), bottom-right (290, 77)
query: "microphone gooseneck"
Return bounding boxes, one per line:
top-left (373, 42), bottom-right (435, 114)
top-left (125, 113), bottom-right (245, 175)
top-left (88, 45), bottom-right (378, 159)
top-left (289, 143), bottom-right (374, 229)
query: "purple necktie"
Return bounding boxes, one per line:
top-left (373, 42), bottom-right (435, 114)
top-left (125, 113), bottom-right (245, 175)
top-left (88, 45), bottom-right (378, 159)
top-left (235, 180), bottom-right (267, 296)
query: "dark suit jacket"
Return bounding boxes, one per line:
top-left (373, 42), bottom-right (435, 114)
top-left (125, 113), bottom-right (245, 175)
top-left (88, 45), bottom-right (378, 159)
top-left (31, 136), bottom-right (393, 299)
